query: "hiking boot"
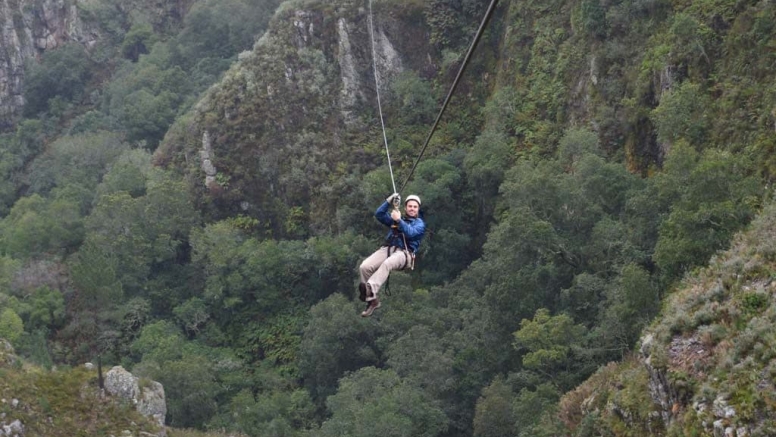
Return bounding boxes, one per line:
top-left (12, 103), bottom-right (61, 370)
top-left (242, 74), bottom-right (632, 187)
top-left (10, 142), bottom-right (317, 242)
top-left (360, 299), bottom-right (381, 317)
top-left (359, 283), bottom-right (368, 302)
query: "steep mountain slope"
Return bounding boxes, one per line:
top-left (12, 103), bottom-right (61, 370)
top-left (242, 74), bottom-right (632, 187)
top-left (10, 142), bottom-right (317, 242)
top-left (155, 0), bottom-right (451, 234)
top-left (1, 0), bottom-right (775, 434)
top-left (0, 341), bottom-right (165, 437)
top-left (0, 0), bottom-right (195, 127)
top-left (559, 203), bottom-right (776, 436)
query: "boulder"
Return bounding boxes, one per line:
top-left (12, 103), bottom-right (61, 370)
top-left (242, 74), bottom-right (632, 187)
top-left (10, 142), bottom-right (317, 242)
top-left (0, 419), bottom-right (24, 437)
top-left (105, 366), bottom-right (166, 429)
top-left (0, 340), bottom-right (18, 368)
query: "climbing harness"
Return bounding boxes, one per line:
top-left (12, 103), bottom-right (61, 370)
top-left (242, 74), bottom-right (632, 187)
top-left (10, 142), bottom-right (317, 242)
top-left (364, 0), bottom-right (499, 297)
top-left (383, 227), bottom-right (415, 271)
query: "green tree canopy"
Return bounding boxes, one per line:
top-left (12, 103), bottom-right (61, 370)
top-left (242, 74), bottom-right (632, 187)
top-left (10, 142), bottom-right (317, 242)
top-left (23, 43), bottom-right (95, 116)
top-left (513, 308), bottom-right (586, 378)
top-left (0, 308), bottom-right (24, 346)
top-left (317, 367), bottom-right (448, 437)
top-left (298, 294), bottom-right (381, 402)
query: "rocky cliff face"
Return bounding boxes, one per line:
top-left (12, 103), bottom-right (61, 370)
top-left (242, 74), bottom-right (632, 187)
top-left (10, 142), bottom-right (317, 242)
top-left (0, 0), bottom-right (195, 129)
top-left (559, 204), bottom-right (776, 436)
top-left (156, 0), bottom-right (435, 231)
top-left (0, 0), bottom-right (98, 127)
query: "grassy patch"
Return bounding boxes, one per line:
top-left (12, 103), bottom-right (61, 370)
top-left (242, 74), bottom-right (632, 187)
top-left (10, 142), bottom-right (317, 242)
top-left (0, 365), bottom-right (162, 437)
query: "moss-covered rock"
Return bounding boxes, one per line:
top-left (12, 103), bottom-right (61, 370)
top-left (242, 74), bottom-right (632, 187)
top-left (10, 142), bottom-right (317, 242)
top-left (0, 338), bottom-right (19, 368)
top-left (0, 360), bottom-right (165, 437)
top-left (155, 0), bottom-right (444, 234)
top-left (105, 365), bottom-right (167, 428)
top-left (559, 203), bottom-right (776, 436)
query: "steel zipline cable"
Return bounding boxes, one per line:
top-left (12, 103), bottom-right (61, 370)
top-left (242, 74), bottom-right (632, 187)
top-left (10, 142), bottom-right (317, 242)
top-left (398, 0), bottom-right (500, 193)
top-left (367, 0), bottom-right (500, 195)
top-left (367, 0), bottom-right (397, 194)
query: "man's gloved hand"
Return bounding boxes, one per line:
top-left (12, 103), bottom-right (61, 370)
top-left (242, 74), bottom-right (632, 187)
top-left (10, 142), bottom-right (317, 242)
top-left (390, 209), bottom-right (401, 222)
top-left (386, 192), bottom-right (400, 204)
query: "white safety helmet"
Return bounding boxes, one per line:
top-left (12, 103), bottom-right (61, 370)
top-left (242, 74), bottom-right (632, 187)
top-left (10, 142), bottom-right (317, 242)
top-left (405, 195), bottom-right (421, 207)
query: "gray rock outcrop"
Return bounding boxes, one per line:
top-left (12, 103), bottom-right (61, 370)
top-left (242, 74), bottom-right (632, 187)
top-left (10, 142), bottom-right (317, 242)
top-left (105, 366), bottom-right (166, 430)
top-left (0, 339), bottom-right (18, 367)
top-left (640, 333), bottom-right (677, 426)
top-left (200, 130), bottom-right (218, 188)
top-left (336, 12), bottom-right (403, 127)
top-left (0, 419), bottom-right (24, 437)
top-left (0, 0), bottom-right (99, 127)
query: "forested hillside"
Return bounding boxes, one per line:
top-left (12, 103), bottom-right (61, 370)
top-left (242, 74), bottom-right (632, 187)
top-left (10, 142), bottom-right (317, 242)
top-left (0, 0), bottom-right (774, 435)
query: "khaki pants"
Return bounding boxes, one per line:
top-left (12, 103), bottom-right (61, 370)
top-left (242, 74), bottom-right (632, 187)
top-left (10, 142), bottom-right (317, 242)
top-left (359, 246), bottom-right (408, 301)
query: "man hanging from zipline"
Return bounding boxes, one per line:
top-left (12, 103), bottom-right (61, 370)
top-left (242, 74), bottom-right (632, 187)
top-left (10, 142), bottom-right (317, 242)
top-left (358, 193), bottom-right (425, 317)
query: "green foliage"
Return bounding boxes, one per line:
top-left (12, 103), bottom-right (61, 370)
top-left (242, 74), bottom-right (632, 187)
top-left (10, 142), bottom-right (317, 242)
top-left (298, 294), bottom-right (381, 402)
top-left (169, 0), bottom-right (281, 70)
top-left (665, 13), bottom-right (715, 77)
top-left (96, 149), bottom-right (152, 198)
top-left (593, 263), bottom-right (659, 355)
top-left (511, 383), bottom-right (562, 437)
top-left (0, 120), bottom-right (46, 212)
top-left (24, 286), bottom-right (66, 333)
top-left (404, 157), bottom-right (471, 282)
top-left (168, 430), bottom-right (248, 437)
top-left (423, 0), bottom-right (484, 48)
top-left (63, 239), bottom-right (124, 362)
top-left (27, 131), bottom-right (130, 195)
top-left (482, 87), bottom-right (519, 135)
top-left (0, 256), bottom-right (20, 293)
top-left (473, 376), bottom-right (516, 437)
top-left (386, 326), bottom-right (455, 399)
top-left (121, 23), bottom-right (156, 61)
top-left (23, 43), bottom-right (95, 116)
top-left (241, 312), bottom-right (305, 378)
top-left (557, 128), bottom-right (603, 169)
top-left (16, 329), bottom-right (54, 369)
top-left (215, 388), bottom-right (314, 436)
top-left (0, 194), bottom-right (84, 258)
top-left (0, 308), bottom-right (24, 346)
top-left (651, 82), bottom-right (711, 146)
top-left (122, 89), bottom-right (179, 148)
top-left (93, 0), bottom-right (281, 151)
top-left (132, 321), bottom-right (249, 429)
top-left (472, 127), bottom-right (646, 338)
top-left (391, 71), bottom-right (438, 125)
top-left (578, 0), bottom-right (607, 39)
top-left (463, 130), bottom-right (513, 213)
top-left (69, 240), bottom-right (123, 312)
top-left (513, 308), bottom-right (586, 375)
top-left (190, 223), bottom-right (298, 313)
top-left (191, 221), bottom-right (359, 318)
top-left (653, 142), bottom-right (762, 282)
top-left (316, 367), bottom-right (448, 437)
top-left (4, 0), bottom-right (776, 434)
top-left (131, 320), bottom-right (184, 363)
top-left (173, 298), bottom-right (210, 336)
top-left (140, 355), bottom-right (221, 428)
top-left (85, 171), bottom-right (199, 293)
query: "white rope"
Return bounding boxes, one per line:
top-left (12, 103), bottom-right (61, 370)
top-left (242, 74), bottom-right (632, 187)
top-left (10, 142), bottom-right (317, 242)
top-left (367, 0), bottom-right (397, 194)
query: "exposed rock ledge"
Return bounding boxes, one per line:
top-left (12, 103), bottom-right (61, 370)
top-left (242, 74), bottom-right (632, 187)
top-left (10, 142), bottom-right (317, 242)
top-left (105, 366), bottom-right (167, 434)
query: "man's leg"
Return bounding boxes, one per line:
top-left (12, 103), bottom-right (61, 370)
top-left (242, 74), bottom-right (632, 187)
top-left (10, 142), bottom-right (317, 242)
top-left (361, 250), bottom-right (406, 317)
top-left (359, 248), bottom-right (388, 301)
top-left (365, 249), bottom-right (407, 301)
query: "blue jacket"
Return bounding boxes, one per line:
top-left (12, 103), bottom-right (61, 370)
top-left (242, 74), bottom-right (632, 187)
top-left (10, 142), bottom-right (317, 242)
top-left (375, 201), bottom-right (425, 253)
